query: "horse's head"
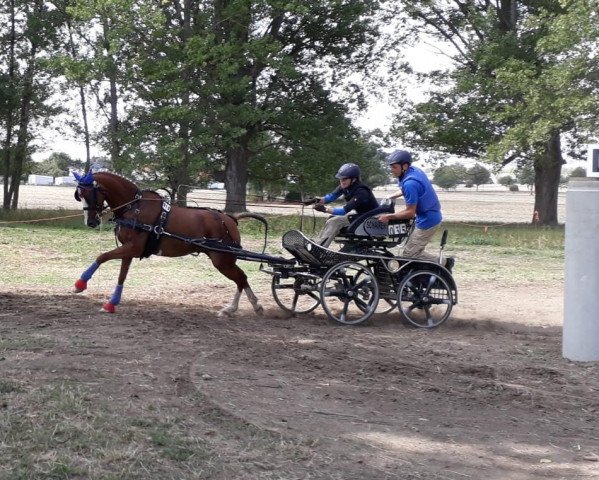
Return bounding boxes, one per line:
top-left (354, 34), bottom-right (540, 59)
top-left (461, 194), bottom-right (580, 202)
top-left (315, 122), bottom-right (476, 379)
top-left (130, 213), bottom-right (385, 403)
top-left (73, 169), bottom-right (107, 228)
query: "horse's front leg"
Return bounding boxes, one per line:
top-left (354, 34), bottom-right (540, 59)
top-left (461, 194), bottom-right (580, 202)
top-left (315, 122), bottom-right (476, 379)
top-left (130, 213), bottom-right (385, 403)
top-left (101, 257), bottom-right (132, 313)
top-left (73, 243), bottom-right (138, 313)
top-left (73, 244), bottom-right (137, 292)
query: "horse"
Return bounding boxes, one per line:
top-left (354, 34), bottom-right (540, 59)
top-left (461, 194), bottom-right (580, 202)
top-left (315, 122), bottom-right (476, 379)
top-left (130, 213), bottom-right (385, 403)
top-left (72, 169), bottom-right (265, 317)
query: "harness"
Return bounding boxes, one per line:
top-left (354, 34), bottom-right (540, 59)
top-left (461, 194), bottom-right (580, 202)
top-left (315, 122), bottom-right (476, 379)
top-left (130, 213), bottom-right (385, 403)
top-left (113, 195), bottom-right (172, 258)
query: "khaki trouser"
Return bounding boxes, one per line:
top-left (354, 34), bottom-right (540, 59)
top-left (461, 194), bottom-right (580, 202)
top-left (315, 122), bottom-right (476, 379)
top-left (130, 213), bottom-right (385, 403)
top-left (313, 215), bottom-right (351, 248)
top-left (402, 225), bottom-right (440, 263)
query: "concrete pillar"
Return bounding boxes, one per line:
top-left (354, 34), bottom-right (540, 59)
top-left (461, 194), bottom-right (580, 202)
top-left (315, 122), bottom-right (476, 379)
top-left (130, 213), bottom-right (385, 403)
top-left (563, 178), bottom-right (599, 361)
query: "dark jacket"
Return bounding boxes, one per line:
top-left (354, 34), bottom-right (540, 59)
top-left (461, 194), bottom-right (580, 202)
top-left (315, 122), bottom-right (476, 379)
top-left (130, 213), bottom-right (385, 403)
top-left (325, 180), bottom-right (379, 214)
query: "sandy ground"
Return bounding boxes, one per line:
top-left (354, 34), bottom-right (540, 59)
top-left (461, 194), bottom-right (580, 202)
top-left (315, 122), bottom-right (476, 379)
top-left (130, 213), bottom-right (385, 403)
top-left (1, 274), bottom-right (597, 479)
top-left (1, 185), bottom-right (592, 479)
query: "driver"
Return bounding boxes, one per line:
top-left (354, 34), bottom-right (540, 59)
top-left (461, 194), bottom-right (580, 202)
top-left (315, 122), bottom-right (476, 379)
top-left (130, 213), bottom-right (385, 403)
top-left (377, 149), bottom-right (454, 271)
top-left (312, 163), bottom-right (379, 248)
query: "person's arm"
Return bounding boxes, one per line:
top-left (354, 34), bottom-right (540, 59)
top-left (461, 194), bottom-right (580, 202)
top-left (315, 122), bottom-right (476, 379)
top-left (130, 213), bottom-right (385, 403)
top-left (385, 190), bottom-right (403, 200)
top-left (377, 203), bottom-right (416, 223)
top-left (316, 188), bottom-right (341, 205)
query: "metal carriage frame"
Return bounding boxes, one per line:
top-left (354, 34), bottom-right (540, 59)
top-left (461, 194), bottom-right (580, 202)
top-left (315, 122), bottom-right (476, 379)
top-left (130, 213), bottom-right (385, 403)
top-left (261, 226), bottom-right (458, 328)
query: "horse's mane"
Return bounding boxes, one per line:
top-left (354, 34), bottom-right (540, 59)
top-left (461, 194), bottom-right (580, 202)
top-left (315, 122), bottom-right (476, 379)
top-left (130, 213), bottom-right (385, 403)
top-left (94, 171), bottom-right (170, 201)
top-left (94, 171), bottom-right (137, 187)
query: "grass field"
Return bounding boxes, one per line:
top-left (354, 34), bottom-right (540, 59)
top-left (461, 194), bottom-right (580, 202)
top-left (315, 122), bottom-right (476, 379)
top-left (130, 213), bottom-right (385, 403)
top-left (14, 184), bottom-right (568, 224)
top-left (0, 199), bottom-right (582, 480)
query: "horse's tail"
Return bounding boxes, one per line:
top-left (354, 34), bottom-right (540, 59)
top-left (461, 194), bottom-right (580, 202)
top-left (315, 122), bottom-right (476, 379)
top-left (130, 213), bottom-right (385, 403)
top-left (232, 212), bottom-right (267, 227)
top-left (231, 212), bottom-right (269, 254)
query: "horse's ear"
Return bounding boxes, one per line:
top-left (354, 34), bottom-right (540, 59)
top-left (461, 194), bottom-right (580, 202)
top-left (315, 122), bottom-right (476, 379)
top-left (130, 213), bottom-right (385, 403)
top-left (74, 189), bottom-right (81, 202)
top-left (74, 169), bottom-right (94, 186)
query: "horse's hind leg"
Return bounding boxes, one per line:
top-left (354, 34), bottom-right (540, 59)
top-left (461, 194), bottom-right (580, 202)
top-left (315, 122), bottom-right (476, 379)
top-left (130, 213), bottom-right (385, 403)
top-left (243, 286), bottom-right (263, 315)
top-left (209, 253), bottom-right (263, 317)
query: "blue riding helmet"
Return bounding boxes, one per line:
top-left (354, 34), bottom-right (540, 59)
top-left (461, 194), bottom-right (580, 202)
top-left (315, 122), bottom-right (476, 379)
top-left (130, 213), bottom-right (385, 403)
top-left (335, 163), bottom-right (361, 179)
top-left (387, 150), bottom-right (412, 166)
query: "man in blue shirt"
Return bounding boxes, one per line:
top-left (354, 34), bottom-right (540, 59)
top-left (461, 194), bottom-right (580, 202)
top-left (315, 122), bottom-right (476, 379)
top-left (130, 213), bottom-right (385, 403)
top-left (377, 150), bottom-right (454, 271)
top-left (313, 163), bottom-right (379, 248)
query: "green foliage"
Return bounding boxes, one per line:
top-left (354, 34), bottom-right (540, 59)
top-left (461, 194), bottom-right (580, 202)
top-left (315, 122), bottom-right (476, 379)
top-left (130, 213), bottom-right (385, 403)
top-left (465, 164), bottom-right (491, 190)
top-left (88, 0), bottom-right (384, 207)
top-left (515, 162), bottom-right (535, 190)
top-left (31, 152), bottom-right (84, 177)
top-left (569, 166), bottom-right (586, 178)
top-left (390, 0), bottom-right (599, 224)
top-left (433, 164), bottom-right (466, 190)
top-left (498, 175), bottom-right (515, 187)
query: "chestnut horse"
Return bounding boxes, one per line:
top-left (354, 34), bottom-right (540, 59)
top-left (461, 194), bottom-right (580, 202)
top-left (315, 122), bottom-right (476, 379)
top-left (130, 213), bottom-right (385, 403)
top-left (72, 169), bottom-right (264, 316)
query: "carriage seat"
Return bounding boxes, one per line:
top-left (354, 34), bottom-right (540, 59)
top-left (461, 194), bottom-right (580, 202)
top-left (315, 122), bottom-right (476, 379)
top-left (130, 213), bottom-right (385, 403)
top-left (344, 202), bottom-right (394, 235)
top-left (336, 199), bottom-right (414, 247)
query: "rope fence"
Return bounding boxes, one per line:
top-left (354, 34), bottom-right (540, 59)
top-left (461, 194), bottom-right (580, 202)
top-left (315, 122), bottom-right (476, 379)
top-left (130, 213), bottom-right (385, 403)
top-left (2, 185), bottom-right (563, 229)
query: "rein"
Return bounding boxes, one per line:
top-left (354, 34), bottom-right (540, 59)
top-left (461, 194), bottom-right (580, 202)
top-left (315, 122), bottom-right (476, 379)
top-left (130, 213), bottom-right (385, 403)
top-left (109, 193), bottom-right (144, 216)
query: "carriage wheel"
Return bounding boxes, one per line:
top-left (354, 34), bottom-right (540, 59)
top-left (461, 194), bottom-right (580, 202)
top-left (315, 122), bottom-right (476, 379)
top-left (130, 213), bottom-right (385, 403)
top-left (377, 298), bottom-right (398, 314)
top-left (271, 275), bottom-right (320, 314)
top-left (354, 269), bottom-right (397, 314)
top-left (320, 262), bottom-right (379, 325)
top-left (397, 270), bottom-right (453, 328)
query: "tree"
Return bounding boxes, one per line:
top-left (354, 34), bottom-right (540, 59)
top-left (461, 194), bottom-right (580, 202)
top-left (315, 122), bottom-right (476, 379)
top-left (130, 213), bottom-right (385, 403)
top-left (515, 162), bottom-right (535, 194)
top-left (498, 175), bottom-right (516, 189)
top-left (433, 164), bottom-right (466, 190)
top-left (569, 166), bottom-right (586, 178)
top-left (466, 164), bottom-right (491, 191)
top-left (104, 0), bottom-right (383, 211)
top-left (1, 0), bottom-right (62, 210)
top-left (31, 152), bottom-right (84, 176)
top-left (390, 0), bottom-right (599, 225)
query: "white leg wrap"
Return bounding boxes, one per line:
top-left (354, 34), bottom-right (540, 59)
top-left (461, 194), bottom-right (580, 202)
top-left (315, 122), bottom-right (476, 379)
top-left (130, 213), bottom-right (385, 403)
top-left (245, 287), bottom-right (264, 315)
top-left (219, 290), bottom-right (242, 317)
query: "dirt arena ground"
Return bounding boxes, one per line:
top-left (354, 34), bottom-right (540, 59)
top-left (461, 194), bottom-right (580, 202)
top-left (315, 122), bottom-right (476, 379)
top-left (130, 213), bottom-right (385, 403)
top-left (1, 186), bottom-right (596, 479)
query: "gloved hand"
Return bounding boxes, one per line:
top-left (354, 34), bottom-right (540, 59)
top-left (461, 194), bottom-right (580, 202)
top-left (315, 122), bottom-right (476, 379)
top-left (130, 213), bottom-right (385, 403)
top-left (313, 203), bottom-right (326, 213)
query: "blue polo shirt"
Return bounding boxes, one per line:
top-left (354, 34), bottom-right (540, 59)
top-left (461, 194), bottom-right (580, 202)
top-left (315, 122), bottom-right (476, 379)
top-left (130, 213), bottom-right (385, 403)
top-left (400, 166), bottom-right (442, 229)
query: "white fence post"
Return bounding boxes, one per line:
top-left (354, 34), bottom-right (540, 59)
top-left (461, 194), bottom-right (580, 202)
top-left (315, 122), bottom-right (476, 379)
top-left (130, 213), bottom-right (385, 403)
top-left (563, 178), bottom-right (599, 361)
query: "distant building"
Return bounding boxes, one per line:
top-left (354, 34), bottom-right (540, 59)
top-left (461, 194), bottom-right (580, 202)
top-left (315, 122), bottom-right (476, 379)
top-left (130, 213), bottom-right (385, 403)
top-left (27, 175), bottom-right (54, 185)
top-left (55, 176), bottom-right (77, 186)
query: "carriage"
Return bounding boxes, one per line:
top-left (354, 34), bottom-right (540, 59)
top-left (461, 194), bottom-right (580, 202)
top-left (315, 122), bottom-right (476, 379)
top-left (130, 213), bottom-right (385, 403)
top-left (260, 202), bottom-right (458, 328)
top-left (72, 171), bottom-right (457, 327)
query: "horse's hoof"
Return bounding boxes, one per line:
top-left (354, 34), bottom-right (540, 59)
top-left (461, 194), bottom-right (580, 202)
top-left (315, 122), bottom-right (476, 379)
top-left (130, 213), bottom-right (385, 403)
top-left (102, 302), bottom-right (116, 313)
top-left (255, 305), bottom-right (264, 316)
top-left (73, 279), bottom-right (87, 293)
top-left (218, 308), bottom-right (234, 318)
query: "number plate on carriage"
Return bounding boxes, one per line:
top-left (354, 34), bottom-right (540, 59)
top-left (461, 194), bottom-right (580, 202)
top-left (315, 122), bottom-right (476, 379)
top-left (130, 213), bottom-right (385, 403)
top-left (388, 223), bottom-right (408, 236)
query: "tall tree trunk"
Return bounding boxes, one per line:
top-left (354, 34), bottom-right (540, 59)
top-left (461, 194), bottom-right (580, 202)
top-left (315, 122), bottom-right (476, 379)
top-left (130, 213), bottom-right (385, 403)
top-left (10, 44), bottom-right (38, 210)
top-left (225, 140), bottom-right (249, 213)
top-left (67, 21), bottom-right (91, 169)
top-left (102, 20), bottom-right (120, 167)
top-left (171, 0), bottom-right (192, 206)
top-left (2, 0), bottom-right (16, 211)
top-left (533, 132), bottom-right (564, 226)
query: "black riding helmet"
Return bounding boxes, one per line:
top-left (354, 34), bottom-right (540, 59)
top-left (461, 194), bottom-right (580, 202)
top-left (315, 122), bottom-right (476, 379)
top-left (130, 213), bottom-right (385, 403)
top-left (335, 163), bottom-right (361, 179)
top-left (386, 150), bottom-right (412, 166)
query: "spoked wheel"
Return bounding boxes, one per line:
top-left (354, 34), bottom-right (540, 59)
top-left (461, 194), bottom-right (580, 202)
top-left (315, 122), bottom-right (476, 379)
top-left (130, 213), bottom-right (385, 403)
top-left (271, 275), bottom-right (320, 314)
top-left (377, 298), bottom-right (398, 314)
top-left (320, 261), bottom-right (379, 325)
top-left (354, 270), bottom-right (397, 314)
top-left (397, 270), bottom-right (453, 328)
